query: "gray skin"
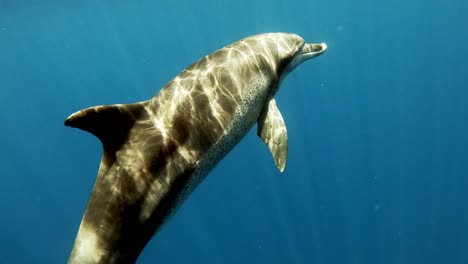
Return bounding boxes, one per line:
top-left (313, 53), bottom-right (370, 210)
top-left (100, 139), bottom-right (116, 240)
top-left (65, 32), bottom-right (326, 264)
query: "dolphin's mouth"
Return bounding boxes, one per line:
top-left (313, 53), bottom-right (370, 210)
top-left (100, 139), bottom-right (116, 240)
top-left (299, 42), bottom-right (327, 58)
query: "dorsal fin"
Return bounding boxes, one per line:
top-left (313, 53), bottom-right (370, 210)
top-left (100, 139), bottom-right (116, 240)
top-left (64, 102), bottom-right (146, 153)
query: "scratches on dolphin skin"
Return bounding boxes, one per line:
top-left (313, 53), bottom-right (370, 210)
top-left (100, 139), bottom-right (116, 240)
top-left (66, 33), bottom-right (327, 263)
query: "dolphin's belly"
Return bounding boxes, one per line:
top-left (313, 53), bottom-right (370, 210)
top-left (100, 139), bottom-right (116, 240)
top-left (172, 75), bottom-right (271, 211)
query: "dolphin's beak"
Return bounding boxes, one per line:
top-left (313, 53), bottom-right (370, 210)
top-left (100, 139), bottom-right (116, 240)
top-left (300, 42), bottom-right (327, 59)
top-left (283, 42), bottom-right (327, 74)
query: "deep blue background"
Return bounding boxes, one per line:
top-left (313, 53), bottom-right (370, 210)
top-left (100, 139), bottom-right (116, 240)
top-left (1, 0), bottom-right (467, 263)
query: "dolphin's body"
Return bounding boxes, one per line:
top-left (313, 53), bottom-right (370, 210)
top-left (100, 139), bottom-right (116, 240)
top-left (66, 33), bottom-right (326, 263)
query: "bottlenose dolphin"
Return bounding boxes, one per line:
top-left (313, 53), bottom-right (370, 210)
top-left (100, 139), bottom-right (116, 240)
top-left (66, 32), bottom-right (326, 263)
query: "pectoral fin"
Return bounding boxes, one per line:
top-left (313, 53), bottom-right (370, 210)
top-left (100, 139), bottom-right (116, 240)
top-left (257, 98), bottom-right (288, 172)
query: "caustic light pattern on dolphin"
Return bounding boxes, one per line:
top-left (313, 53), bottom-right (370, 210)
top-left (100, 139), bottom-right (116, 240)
top-left (65, 32), bottom-right (327, 263)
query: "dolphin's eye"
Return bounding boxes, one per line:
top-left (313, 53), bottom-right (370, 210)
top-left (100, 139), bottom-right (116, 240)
top-left (277, 54), bottom-right (295, 74)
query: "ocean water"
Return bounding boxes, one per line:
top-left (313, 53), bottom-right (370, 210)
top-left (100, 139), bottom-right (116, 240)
top-left (1, 0), bottom-right (467, 263)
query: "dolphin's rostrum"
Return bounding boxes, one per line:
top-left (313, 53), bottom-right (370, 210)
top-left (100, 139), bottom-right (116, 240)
top-left (66, 33), bottom-right (326, 263)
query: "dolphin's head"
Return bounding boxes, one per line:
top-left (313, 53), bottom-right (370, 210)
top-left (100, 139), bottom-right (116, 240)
top-left (245, 33), bottom-right (327, 82)
top-left (274, 33), bottom-right (327, 76)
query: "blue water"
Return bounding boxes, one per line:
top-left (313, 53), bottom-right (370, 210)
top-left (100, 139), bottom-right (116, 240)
top-left (1, 0), bottom-right (467, 263)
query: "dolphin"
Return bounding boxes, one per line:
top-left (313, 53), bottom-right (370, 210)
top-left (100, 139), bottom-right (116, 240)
top-left (65, 32), bottom-right (326, 263)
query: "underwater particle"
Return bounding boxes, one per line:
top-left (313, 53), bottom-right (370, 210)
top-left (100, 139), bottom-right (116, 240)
top-left (374, 204), bottom-right (380, 212)
top-left (337, 25), bottom-right (343, 31)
